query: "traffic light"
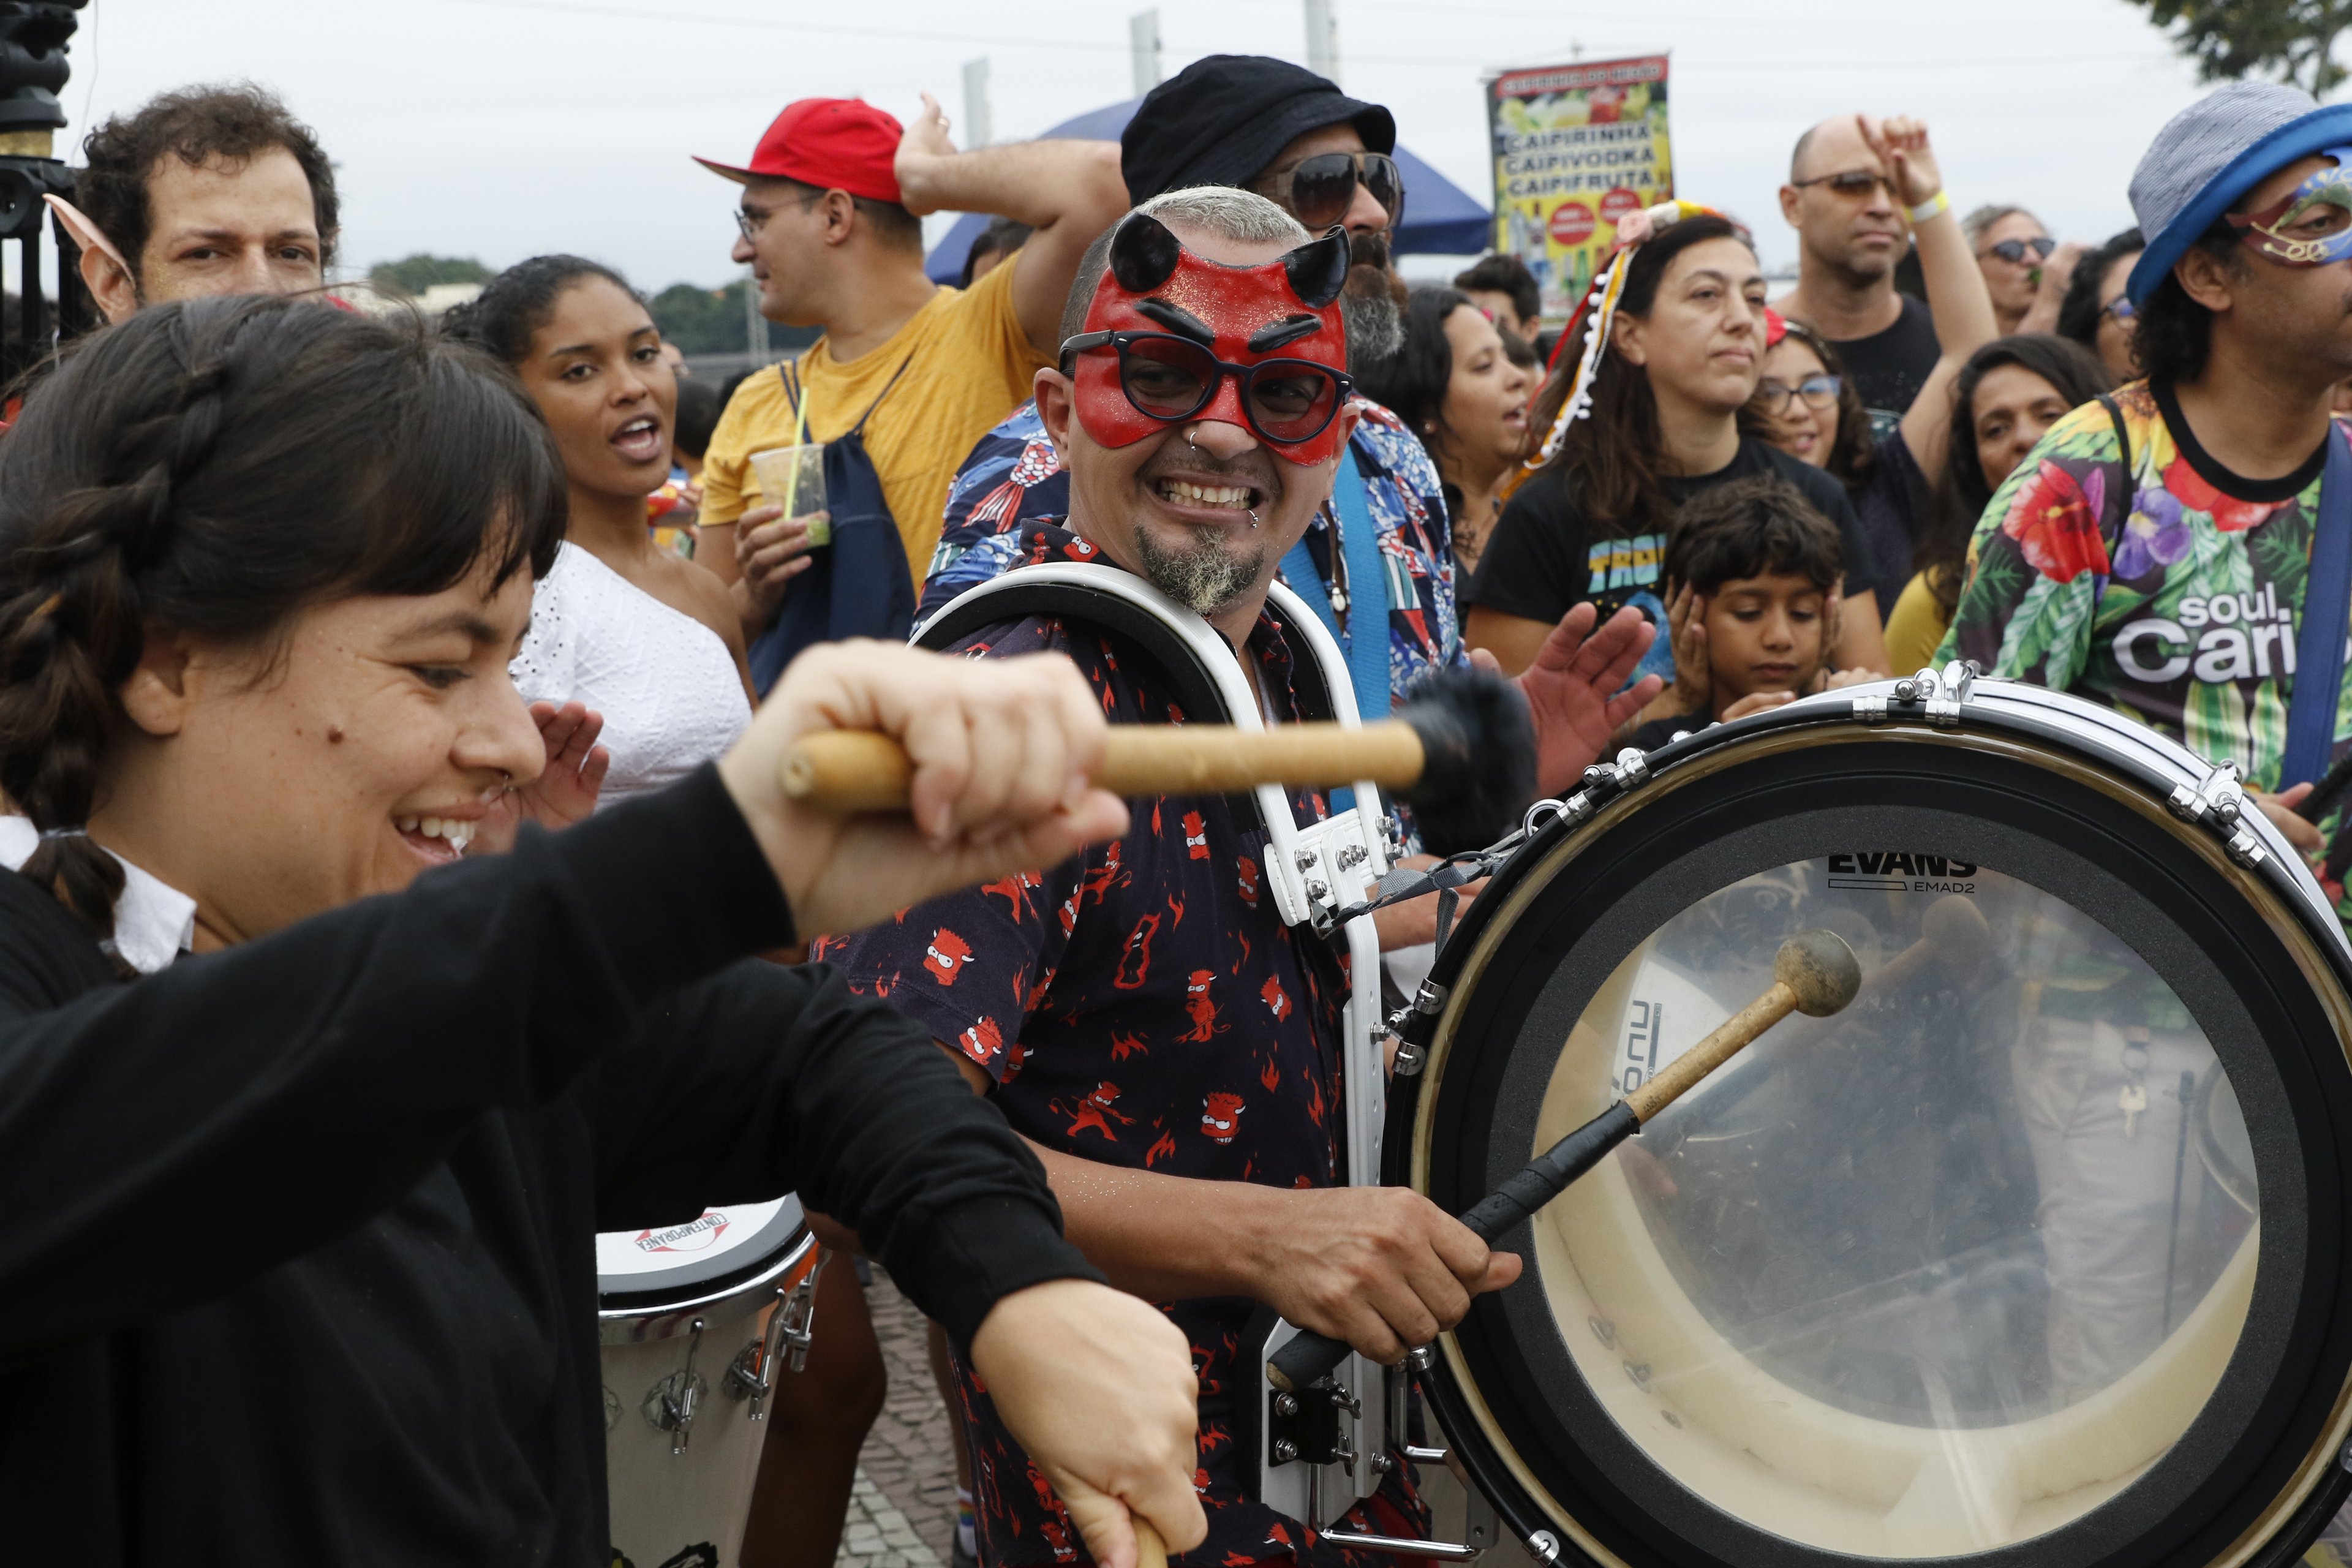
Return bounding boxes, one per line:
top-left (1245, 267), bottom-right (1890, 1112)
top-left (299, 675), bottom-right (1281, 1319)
top-left (0, 1), bottom-right (89, 380)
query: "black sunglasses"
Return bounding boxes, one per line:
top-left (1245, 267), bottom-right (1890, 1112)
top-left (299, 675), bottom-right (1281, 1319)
top-left (1983, 235), bottom-right (2057, 264)
top-left (1059, 330), bottom-right (1352, 446)
top-left (1278, 151), bottom-right (1406, 233)
top-left (1790, 169), bottom-right (1896, 200)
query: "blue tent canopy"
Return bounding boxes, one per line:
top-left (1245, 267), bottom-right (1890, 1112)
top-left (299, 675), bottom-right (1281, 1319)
top-left (924, 97), bottom-right (1491, 284)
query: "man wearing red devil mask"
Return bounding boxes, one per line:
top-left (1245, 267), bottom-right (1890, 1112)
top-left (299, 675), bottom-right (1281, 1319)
top-left (823, 189), bottom-right (1662, 1568)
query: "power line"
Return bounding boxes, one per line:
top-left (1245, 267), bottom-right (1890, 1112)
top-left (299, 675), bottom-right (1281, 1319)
top-left (445, 0), bottom-right (2178, 74)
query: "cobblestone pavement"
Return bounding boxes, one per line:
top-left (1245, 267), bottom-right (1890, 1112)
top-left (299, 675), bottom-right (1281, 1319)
top-left (835, 1269), bottom-right (956, 1568)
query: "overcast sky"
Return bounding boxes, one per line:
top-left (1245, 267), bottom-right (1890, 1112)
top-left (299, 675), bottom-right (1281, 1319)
top-left (55, 0), bottom-right (2242, 290)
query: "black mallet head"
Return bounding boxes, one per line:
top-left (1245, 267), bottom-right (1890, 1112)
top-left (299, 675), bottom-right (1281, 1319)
top-left (1394, 666), bottom-right (1536, 854)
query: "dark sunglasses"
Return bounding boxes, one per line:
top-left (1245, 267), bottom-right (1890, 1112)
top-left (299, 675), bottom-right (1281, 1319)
top-left (1060, 330), bottom-right (1352, 445)
top-left (1280, 151), bottom-right (1406, 232)
top-left (1790, 169), bottom-right (1896, 200)
top-left (2100, 296), bottom-right (2138, 324)
top-left (1983, 235), bottom-right (2057, 264)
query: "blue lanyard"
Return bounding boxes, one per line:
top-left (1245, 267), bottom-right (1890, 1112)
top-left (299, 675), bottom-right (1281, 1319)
top-left (1278, 445), bottom-right (1392, 720)
top-left (2285, 424), bottom-right (2352, 786)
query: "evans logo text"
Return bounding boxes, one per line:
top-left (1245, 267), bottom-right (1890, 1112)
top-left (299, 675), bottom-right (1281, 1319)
top-left (1826, 852), bottom-right (1978, 892)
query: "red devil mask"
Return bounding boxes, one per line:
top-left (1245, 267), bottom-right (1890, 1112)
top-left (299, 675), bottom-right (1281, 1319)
top-left (1059, 211), bottom-right (1355, 466)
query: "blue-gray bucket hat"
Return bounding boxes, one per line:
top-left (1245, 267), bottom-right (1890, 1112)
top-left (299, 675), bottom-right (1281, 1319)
top-left (2128, 81), bottom-right (2352, 304)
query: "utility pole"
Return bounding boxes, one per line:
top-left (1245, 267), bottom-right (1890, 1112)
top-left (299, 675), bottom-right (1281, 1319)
top-left (961, 57), bottom-right (993, 149)
top-left (1305, 0), bottom-right (1339, 85)
top-left (1130, 9), bottom-right (1161, 98)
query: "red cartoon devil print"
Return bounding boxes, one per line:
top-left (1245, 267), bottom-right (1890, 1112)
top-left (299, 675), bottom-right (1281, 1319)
top-left (826, 603), bottom-right (1387, 1567)
top-left (1201, 1091), bottom-right (1246, 1144)
top-left (922, 928), bottom-right (974, 986)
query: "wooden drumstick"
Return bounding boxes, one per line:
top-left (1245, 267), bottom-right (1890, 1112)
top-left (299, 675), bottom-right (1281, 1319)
top-left (1265, 929), bottom-right (1861, 1394)
top-left (777, 668), bottom-right (1536, 856)
top-left (1136, 1519), bottom-right (1168, 1568)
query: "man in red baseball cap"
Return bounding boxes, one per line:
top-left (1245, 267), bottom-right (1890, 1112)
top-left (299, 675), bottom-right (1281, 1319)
top-left (693, 93), bottom-right (1128, 663)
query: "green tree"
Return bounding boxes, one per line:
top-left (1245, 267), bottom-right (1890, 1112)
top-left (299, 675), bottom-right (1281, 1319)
top-left (368, 253), bottom-right (493, 299)
top-left (648, 279), bottom-right (747, 355)
top-left (2128, 0), bottom-right (2352, 94)
top-left (648, 279), bottom-right (820, 358)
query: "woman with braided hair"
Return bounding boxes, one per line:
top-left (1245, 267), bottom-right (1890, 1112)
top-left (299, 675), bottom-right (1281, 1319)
top-left (0, 295), bottom-right (1208, 1566)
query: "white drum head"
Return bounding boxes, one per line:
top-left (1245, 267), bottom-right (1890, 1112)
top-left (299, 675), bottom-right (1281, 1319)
top-left (597, 1195), bottom-right (807, 1304)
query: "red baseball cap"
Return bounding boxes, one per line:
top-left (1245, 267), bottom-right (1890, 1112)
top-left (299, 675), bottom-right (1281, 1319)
top-left (695, 97), bottom-right (905, 205)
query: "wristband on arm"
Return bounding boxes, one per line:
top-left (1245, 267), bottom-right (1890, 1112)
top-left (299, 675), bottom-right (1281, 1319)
top-left (1907, 189), bottom-right (1950, 224)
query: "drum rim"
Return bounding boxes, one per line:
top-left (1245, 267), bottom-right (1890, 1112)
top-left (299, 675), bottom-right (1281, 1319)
top-left (598, 1226), bottom-right (820, 1345)
top-left (1401, 707), bottom-right (2352, 1568)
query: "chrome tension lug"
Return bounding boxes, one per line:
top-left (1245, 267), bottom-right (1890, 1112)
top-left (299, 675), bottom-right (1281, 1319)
top-left (1412, 979), bottom-right (1449, 1016)
top-left (1611, 747), bottom-right (1651, 786)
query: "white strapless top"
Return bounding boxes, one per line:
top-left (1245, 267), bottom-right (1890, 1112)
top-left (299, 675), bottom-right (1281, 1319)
top-left (511, 542), bottom-right (753, 807)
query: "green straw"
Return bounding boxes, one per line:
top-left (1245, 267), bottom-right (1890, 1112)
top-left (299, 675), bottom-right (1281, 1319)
top-left (782, 382), bottom-right (810, 518)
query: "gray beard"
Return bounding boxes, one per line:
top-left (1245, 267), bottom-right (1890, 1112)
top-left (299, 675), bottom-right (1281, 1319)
top-left (1343, 287), bottom-right (1402, 369)
top-left (1133, 524), bottom-right (1267, 617)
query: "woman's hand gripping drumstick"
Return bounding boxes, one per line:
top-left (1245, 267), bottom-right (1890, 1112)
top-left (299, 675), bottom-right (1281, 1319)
top-left (1267, 929), bottom-right (1863, 1393)
top-left (779, 666), bottom-right (1538, 857)
top-left (719, 639), bottom-right (1132, 940)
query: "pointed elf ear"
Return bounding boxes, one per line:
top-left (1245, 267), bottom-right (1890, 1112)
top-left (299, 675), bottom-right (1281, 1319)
top-left (1107, 212), bottom-right (1182, 293)
top-left (43, 194), bottom-right (132, 280)
top-left (1282, 225), bottom-right (1350, 309)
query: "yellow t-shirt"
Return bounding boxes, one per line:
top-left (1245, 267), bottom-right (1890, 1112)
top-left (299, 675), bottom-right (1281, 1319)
top-left (700, 251), bottom-right (1049, 585)
top-left (1882, 568), bottom-right (1953, 676)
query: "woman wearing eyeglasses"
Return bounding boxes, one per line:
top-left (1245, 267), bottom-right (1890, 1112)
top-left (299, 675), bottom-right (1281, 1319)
top-left (2056, 227), bottom-right (2147, 382)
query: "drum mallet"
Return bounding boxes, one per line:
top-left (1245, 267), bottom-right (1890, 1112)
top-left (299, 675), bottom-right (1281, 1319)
top-left (1265, 928), bottom-right (1861, 1394)
top-left (777, 667), bottom-right (1535, 855)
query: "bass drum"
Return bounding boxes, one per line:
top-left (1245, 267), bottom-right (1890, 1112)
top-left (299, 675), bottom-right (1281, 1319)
top-left (1396, 673), bottom-right (2352, 1568)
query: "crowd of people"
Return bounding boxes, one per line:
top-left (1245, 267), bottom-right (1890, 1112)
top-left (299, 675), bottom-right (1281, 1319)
top-left (1, 40), bottom-right (2351, 1568)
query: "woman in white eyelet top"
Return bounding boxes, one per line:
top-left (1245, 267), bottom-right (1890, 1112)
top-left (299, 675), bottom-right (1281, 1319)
top-left (458, 258), bottom-right (757, 806)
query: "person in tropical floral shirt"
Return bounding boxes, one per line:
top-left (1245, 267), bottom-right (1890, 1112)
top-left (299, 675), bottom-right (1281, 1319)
top-left (1938, 82), bottom-right (2352, 901)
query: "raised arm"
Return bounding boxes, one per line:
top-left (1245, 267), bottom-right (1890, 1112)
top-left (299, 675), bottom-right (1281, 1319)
top-left (1863, 114), bottom-right (1996, 482)
top-left (892, 92), bottom-right (1131, 353)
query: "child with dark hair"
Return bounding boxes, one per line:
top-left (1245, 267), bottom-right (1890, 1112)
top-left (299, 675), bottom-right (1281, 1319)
top-left (1626, 472), bottom-right (1861, 749)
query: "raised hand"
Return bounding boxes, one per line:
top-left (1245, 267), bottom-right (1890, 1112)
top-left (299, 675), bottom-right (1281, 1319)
top-left (894, 92), bottom-right (960, 216)
top-left (475, 701), bottom-right (610, 854)
top-left (1858, 113), bottom-right (1943, 209)
top-left (1486, 601), bottom-right (1664, 797)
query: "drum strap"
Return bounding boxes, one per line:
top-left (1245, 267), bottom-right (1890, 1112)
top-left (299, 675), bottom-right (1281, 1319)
top-left (2283, 423), bottom-right (2352, 788)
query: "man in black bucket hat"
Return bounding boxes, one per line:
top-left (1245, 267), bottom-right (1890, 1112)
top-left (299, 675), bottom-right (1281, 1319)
top-left (1121, 55), bottom-right (1406, 364)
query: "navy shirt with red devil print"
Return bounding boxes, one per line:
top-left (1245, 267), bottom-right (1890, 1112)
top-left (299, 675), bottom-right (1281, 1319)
top-left (820, 530), bottom-right (1425, 1567)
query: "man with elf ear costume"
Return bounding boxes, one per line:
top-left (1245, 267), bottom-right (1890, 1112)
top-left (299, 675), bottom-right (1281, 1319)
top-left (51, 85), bottom-right (337, 325)
top-left (821, 188), bottom-right (1662, 1568)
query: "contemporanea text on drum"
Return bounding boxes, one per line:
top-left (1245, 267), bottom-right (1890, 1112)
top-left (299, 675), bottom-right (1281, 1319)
top-left (782, 653), bottom-right (2352, 1568)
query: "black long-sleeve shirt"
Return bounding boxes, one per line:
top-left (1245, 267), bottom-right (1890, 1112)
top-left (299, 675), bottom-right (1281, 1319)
top-left (0, 764), bottom-right (1097, 1563)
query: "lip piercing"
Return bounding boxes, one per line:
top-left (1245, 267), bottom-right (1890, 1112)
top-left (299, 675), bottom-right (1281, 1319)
top-left (1248, 509), bottom-right (1261, 529)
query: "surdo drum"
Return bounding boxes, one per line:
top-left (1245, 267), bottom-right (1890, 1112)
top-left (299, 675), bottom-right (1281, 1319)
top-left (1387, 666), bottom-right (2352, 1568)
top-left (598, 1196), bottom-right (823, 1568)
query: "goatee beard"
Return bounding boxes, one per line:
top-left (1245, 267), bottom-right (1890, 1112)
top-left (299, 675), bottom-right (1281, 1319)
top-left (1133, 524), bottom-right (1267, 617)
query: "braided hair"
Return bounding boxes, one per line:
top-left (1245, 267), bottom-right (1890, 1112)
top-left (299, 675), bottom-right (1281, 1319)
top-left (442, 254), bottom-right (639, 368)
top-left (0, 295), bottom-right (567, 959)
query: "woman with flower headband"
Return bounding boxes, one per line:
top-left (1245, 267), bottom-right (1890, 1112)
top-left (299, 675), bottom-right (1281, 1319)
top-left (1463, 201), bottom-right (1891, 703)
